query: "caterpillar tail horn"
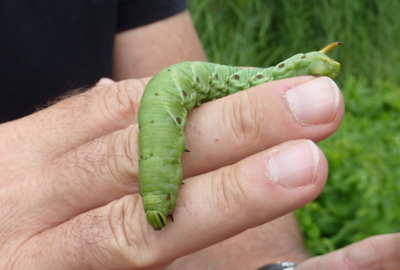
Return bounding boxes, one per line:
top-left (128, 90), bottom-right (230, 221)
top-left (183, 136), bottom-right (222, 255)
top-left (319, 42), bottom-right (342, 54)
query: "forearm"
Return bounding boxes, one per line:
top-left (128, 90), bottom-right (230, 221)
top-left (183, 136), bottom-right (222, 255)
top-left (113, 10), bottom-right (207, 80)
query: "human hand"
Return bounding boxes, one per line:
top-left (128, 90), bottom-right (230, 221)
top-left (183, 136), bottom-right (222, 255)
top-left (296, 233), bottom-right (400, 270)
top-left (0, 75), bottom-right (343, 269)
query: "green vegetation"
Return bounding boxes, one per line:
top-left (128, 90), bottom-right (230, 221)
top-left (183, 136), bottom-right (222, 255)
top-left (187, 0), bottom-right (400, 255)
top-left (298, 77), bottom-right (400, 255)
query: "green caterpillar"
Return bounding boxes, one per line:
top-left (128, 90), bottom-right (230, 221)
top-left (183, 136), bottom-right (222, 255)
top-left (138, 42), bottom-right (341, 230)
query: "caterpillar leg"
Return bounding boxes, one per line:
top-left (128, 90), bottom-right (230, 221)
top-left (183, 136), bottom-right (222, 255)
top-left (168, 214), bottom-right (174, 222)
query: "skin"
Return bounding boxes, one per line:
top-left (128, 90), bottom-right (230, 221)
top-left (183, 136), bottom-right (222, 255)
top-left (2, 8), bottom-right (396, 270)
top-left (0, 76), bottom-right (399, 269)
top-left (112, 9), bottom-right (311, 263)
top-left (165, 214), bottom-right (310, 269)
top-left (138, 50), bottom-right (340, 230)
top-left (1, 8), bottom-right (314, 268)
top-left (112, 10), bottom-right (207, 79)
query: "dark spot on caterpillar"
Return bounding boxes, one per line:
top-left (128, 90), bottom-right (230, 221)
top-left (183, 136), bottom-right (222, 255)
top-left (150, 153), bottom-right (153, 157)
top-left (170, 159), bottom-right (181, 165)
top-left (196, 76), bottom-right (200, 82)
top-left (301, 55), bottom-right (307, 59)
top-left (157, 213), bottom-right (165, 228)
top-left (155, 93), bottom-right (159, 96)
top-left (215, 73), bottom-right (219, 80)
top-left (150, 120), bottom-right (154, 124)
top-left (256, 74), bottom-right (263, 79)
top-left (167, 69), bottom-right (171, 72)
top-left (312, 74), bottom-right (321, 77)
top-left (166, 194), bottom-right (171, 200)
top-left (184, 149), bottom-right (190, 152)
top-left (168, 214), bottom-right (174, 222)
top-left (279, 63), bottom-right (285, 68)
top-left (176, 117), bottom-right (181, 124)
top-left (139, 125), bottom-right (141, 129)
top-left (182, 90), bottom-right (187, 96)
top-left (234, 74), bottom-right (240, 80)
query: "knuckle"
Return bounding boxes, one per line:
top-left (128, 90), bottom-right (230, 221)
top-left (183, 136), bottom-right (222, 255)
top-left (109, 126), bottom-right (139, 186)
top-left (109, 196), bottom-right (159, 268)
top-left (65, 125), bottom-right (139, 192)
top-left (101, 79), bottom-right (146, 126)
top-left (211, 165), bottom-right (249, 220)
top-left (73, 137), bottom-right (113, 182)
top-left (61, 197), bottom-right (159, 269)
top-left (224, 91), bottom-right (265, 150)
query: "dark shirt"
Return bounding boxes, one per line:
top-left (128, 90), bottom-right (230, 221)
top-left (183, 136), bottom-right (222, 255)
top-left (0, 0), bottom-right (187, 122)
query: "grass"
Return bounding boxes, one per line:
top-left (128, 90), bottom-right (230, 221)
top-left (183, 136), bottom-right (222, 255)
top-left (187, 0), bottom-right (400, 255)
top-left (188, 0), bottom-right (400, 86)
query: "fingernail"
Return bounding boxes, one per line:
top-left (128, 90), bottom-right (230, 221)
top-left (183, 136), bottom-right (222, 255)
top-left (284, 77), bottom-right (340, 125)
top-left (266, 140), bottom-right (319, 188)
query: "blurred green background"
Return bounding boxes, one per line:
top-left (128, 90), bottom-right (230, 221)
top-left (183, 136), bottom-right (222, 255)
top-left (187, 0), bottom-right (400, 255)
